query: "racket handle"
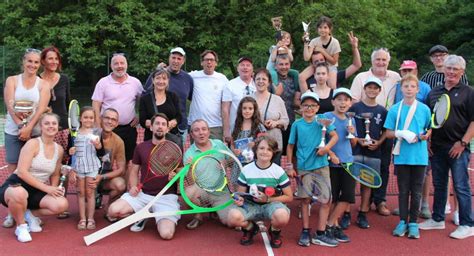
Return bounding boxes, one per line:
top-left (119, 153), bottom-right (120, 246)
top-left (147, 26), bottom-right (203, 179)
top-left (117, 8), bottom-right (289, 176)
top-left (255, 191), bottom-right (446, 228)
top-left (232, 195), bottom-right (248, 210)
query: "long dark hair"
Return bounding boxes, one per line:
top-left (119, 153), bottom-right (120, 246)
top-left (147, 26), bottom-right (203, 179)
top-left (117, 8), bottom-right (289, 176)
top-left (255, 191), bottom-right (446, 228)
top-left (232, 96), bottom-right (264, 140)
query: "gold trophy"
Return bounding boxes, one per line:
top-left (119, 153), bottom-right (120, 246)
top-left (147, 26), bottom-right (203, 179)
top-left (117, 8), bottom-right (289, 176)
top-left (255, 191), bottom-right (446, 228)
top-left (360, 113), bottom-right (375, 145)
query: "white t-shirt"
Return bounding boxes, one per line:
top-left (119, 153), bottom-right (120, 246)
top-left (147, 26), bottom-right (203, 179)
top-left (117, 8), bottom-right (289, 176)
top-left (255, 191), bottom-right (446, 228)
top-left (188, 70), bottom-right (229, 127)
top-left (350, 69), bottom-right (401, 109)
top-left (222, 76), bottom-right (256, 132)
top-left (309, 36), bottom-right (341, 67)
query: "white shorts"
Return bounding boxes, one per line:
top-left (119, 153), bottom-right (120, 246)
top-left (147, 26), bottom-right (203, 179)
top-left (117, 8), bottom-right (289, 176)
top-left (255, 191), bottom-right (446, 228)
top-left (120, 192), bottom-right (181, 224)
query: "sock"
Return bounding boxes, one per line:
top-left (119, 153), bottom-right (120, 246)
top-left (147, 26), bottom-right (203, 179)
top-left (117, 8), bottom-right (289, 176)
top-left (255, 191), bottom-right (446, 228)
top-left (316, 230), bottom-right (325, 236)
top-left (358, 211), bottom-right (367, 216)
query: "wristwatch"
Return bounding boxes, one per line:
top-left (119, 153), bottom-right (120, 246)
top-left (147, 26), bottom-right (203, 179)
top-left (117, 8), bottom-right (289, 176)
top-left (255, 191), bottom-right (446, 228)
top-left (460, 140), bottom-right (468, 147)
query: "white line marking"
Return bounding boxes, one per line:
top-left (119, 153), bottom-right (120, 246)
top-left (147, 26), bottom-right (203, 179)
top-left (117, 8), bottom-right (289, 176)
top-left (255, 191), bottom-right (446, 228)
top-left (260, 231), bottom-right (274, 256)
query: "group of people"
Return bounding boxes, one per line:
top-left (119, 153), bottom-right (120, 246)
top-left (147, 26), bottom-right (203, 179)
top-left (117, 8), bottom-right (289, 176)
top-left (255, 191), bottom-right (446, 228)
top-left (0, 15), bottom-right (473, 251)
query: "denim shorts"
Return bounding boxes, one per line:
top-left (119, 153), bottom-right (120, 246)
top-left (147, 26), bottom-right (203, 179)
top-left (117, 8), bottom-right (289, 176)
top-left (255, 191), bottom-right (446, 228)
top-left (5, 133), bottom-right (26, 164)
top-left (231, 201), bottom-right (290, 221)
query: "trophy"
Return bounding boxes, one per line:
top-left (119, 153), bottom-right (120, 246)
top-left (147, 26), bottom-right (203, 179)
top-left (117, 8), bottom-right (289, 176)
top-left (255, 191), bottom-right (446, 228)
top-left (346, 112), bottom-right (356, 139)
top-left (302, 21), bottom-right (311, 43)
top-left (13, 100), bottom-right (35, 129)
top-left (271, 16), bottom-right (282, 31)
top-left (59, 165), bottom-right (73, 189)
top-left (360, 113), bottom-right (375, 145)
top-left (316, 116), bottom-right (335, 148)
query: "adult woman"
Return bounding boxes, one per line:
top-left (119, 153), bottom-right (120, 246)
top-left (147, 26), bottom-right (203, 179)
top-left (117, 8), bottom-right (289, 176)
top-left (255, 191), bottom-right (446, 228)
top-left (3, 49), bottom-right (50, 228)
top-left (40, 46), bottom-right (71, 219)
top-left (0, 113), bottom-right (68, 242)
top-left (252, 68), bottom-right (289, 165)
top-left (139, 68), bottom-right (181, 141)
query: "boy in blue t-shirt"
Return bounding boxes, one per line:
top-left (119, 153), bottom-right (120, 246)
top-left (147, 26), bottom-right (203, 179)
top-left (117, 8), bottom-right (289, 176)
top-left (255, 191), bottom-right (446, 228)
top-left (287, 91), bottom-right (339, 247)
top-left (384, 74), bottom-right (431, 239)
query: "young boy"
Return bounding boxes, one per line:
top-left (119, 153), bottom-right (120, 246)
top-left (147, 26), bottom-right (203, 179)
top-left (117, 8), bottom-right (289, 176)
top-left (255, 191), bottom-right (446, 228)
top-left (287, 91), bottom-right (339, 247)
top-left (342, 77), bottom-right (387, 229)
top-left (384, 74), bottom-right (431, 239)
top-left (325, 88), bottom-right (358, 243)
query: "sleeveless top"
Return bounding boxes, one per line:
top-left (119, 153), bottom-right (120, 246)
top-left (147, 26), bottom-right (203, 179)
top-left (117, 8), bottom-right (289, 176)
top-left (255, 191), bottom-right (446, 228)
top-left (5, 75), bottom-right (41, 135)
top-left (73, 131), bottom-right (101, 174)
top-left (29, 138), bottom-right (59, 183)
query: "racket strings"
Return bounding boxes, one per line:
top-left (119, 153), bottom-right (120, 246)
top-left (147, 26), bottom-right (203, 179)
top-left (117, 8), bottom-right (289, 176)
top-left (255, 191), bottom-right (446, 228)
top-left (193, 156), bottom-right (227, 192)
top-left (434, 98), bottom-right (448, 125)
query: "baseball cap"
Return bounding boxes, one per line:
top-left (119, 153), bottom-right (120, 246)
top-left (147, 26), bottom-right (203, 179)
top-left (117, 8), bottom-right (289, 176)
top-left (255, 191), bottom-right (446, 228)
top-left (170, 47), bottom-right (185, 56)
top-left (364, 76), bottom-right (383, 88)
top-left (300, 91), bottom-right (320, 103)
top-left (332, 87), bottom-right (352, 99)
top-left (399, 60), bottom-right (417, 70)
top-left (238, 57), bottom-right (253, 64)
top-left (428, 45), bottom-right (448, 56)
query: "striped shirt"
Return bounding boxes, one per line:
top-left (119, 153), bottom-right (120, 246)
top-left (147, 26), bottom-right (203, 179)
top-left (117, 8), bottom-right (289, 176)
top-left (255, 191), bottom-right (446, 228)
top-left (420, 71), bottom-right (469, 89)
top-left (237, 161), bottom-right (290, 191)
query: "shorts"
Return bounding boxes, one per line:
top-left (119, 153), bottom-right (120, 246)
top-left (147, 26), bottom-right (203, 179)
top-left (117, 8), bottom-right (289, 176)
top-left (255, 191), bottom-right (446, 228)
top-left (75, 167), bottom-right (99, 178)
top-left (120, 192), bottom-right (181, 224)
top-left (0, 174), bottom-right (47, 209)
top-left (186, 184), bottom-right (232, 224)
top-left (231, 201), bottom-right (290, 221)
top-left (330, 166), bottom-right (356, 203)
top-left (353, 155), bottom-right (381, 174)
top-left (5, 133), bottom-right (26, 164)
top-left (296, 166), bottom-right (331, 199)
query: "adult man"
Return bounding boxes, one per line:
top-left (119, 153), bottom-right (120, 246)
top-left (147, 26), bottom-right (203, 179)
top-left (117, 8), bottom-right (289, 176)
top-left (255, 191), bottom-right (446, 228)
top-left (420, 45), bottom-right (469, 89)
top-left (350, 48), bottom-right (401, 216)
top-left (394, 60), bottom-right (431, 104)
top-left (144, 47), bottom-right (194, 134)
top-left (91, 54), bottom-right (143, 162)
top-left (107, 113), bottom-right (181, 240)
top-left (222, 57), bottom-right (256, 143)
top-left (183, 119), bottom-right (233, 229)
top-left (89, 108), bottom-right (127, 221)
top-left (188, 50), bottom-right (229, 140)
top-left (419, 55), bottom-right (474, 239)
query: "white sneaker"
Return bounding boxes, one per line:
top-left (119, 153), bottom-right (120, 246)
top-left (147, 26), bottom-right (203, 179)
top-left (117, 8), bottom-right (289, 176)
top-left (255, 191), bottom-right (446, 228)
top-left (130, 219), bottom-right (148, 232)
top-left (450, 225), bottom-right (474, 239)
top-left (445, 204), bottom-right (451, 214)
top-left (419, 219), bottom-right (445, 230)
top-left (3, 214), bottom-right (15, 228)
top-left (452, 211), bottom-right (460, 226)
top-left (15, 224), bottom-right (32, 243)
top-left (25, 210), bottom-right (42, 233)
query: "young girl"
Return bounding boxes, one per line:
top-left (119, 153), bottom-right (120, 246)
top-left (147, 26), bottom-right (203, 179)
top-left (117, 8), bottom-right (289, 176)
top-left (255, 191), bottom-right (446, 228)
top-left (231, 97), bottom-right (266, 184)
top-left (308, 63), bottom-right (334, 114)
top-left (303, 16), bottom-right (341, 68)
top-left (384, 74), bottom-right (431, 239)
top-left (266, 31), bottom-right (299, 93)
top-left (227, 136), bottom-right (293, 248)
top-left (69, 106), bottom-right (102, 230)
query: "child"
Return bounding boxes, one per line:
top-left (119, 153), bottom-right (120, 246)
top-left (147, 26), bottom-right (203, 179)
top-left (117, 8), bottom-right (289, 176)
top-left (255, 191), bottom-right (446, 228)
top-left (69, 106), bottom-right (102, 230)
top-left (307, 62), bottom-right (334, 114)
top-left (286, 91), bottom-right (339, 247)
top-left (303, 16), bottom-right (341, 68)
top-left (384, 74), bottom-right (431, 239)
top-left (342, 77), bottom-right (387, 230)
top-left (325, 88), bottom-right (357, 243)
top-left (231, 97), bottom-right (266, 184)
top-left (228, 136), bottom-right (293, 248)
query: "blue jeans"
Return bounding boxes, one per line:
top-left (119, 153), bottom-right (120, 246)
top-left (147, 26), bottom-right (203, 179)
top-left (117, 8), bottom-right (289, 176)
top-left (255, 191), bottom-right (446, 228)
top-left (431, 146), bottom-right (473, 226)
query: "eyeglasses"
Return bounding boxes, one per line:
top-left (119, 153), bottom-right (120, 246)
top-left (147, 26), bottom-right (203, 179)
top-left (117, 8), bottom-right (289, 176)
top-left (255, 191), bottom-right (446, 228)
top-left (431, 53), bottom-right (447, 59)
top-left (301, 104), bottom-right (318, 110)
top-left (25, 48), bottom-right (41, 54)
top-left (203, 58), bottom-right (216, 62)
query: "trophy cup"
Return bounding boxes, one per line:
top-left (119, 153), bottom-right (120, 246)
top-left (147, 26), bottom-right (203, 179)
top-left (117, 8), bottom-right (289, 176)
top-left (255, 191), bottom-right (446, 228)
top-left (302, 21), bottom-right (311, 44)
top-left (13, 100), bottom-right (35, 129)
top-left (59, 165), bottom-right (73, 189)
top-left (316, 116), bottom-right (335, 148)
top-left (360, 113), bottom-right (375, 145)
top-left (346, 112), bottom-right (356, 139)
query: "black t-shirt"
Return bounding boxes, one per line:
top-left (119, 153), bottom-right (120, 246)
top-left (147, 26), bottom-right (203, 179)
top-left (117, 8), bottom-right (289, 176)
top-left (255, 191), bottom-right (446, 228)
top-left (46, 74), bottom-right (71, 130)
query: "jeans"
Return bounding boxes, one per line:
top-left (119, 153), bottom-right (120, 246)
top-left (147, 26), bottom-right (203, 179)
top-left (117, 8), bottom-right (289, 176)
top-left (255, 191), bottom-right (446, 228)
top-left (431, 146), bottom-right (473, 226)
top-left (396, 165), bottom-right (426, 223)
top-left (372, 139), bottom-right (393, 205)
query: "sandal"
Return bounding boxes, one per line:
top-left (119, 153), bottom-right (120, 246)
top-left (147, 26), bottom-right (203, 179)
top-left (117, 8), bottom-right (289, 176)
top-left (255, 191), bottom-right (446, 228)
top-left (57, 211), bottom-right (70, 219)
top-left (186, 218), bottom-right (203, 230)
top-left (86, 219), bottom-right (96, 230)
top-left (77, 219), bottom-right (87, 230)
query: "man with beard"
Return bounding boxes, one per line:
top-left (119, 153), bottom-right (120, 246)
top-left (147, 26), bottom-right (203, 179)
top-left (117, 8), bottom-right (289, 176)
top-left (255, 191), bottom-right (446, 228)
top-left (92, 54), bottom-right (143, 162)
top-left (107, 113), bottom-right (181, 240)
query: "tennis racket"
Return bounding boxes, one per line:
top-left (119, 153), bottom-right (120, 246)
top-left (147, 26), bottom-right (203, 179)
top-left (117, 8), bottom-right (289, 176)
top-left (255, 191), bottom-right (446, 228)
top-left (296, 172), bottom-right (332, 204)
top-left (83, 148), bottom-right (241, 246)
top-left (339, 162), bottom-right (382, 188)
top-left (68, 100), bottom-right (80, 167)
top-left (431, 93), bottom-right (450, 129)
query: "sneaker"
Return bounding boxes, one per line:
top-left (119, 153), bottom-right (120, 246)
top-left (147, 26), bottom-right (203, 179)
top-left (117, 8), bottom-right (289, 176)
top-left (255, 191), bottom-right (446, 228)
top-left (393, 220), bottom-right (408, 237)
top-left (419, 219), bottom-right (445, 230)
top-left (3, 214), bottom-right (15, 228)
top-left (445, 203), bottom-right (451, 214)
top-left (407, 223), bottom-right (420, 239)
top-left (15, 224), bottom-right (32, 243)
top-left (357, 213), bottom-right (370, 229)
top-left (240, 222), bottom-right (259, 246)
top-left (130, 219), bottom-right (148, 232)
top-left (25, 210), bottom-right (42, 233)
top-left (452, 211), bottom-right (459, 226)
top-left (340, 212), bottom-right (351, 230)
top-left (376, 203), bottom-right (391, 216)
top-left (332, 226), bottom-right (350, 243)
top-left (311, 231), bottom-right (338, 247)
top-left (298, 229), bottom-right (311, 247)
top-left (269, 227), bottom-right (282, 248)
top-left (392, 208), bottom-right (400, 216)
top-left (449, 225), bottom-right (474, 239)
top-left (420, 206), bottom-right (432, 219)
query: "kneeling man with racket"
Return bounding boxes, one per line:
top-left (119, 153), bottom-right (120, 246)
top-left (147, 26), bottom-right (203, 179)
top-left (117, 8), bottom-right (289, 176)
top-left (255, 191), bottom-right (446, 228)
top-left (107, 113), bottom-right (182, 240)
